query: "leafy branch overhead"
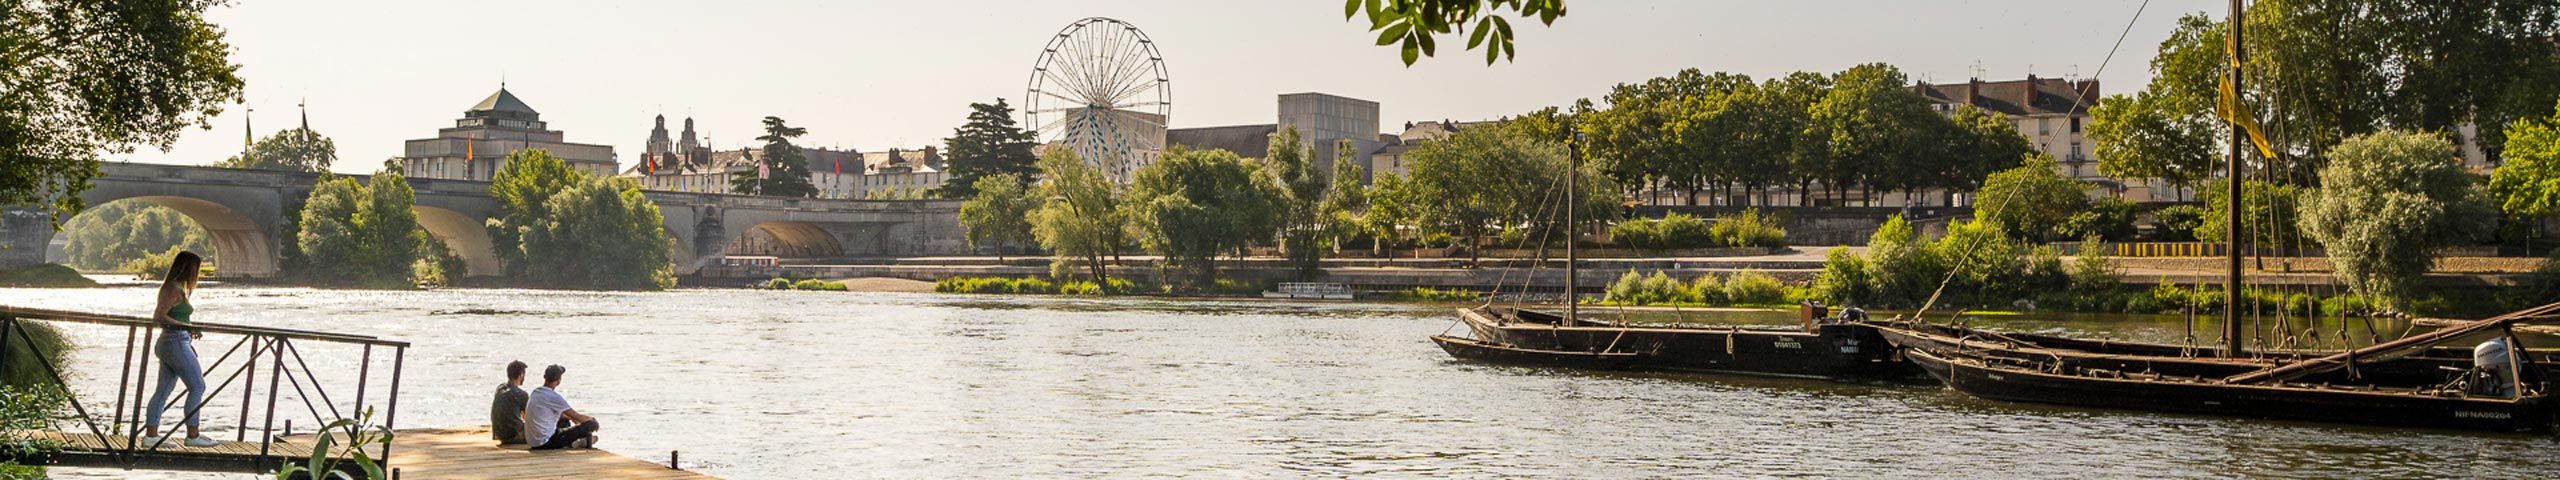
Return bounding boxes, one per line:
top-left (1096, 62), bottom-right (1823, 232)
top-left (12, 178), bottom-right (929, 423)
top-left (1346, 0), bottom-right (1565, 66)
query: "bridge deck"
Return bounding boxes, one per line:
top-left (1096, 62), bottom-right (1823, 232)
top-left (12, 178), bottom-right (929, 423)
top-left (38, 427), bottom-right (718, 479)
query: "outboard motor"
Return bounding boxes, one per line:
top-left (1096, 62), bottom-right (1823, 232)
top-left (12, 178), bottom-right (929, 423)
top-left (2471, 337), bottom-right (2514, 397)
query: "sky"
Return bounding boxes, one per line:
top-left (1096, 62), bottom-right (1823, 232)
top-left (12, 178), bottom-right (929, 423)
top-left (118, 0), bottom-right (2225, 173)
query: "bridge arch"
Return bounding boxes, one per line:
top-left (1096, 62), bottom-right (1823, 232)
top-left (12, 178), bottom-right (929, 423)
top-left (732, 221), bottom-right (846, 258)
top-left (412, 206), bottom-right (498, 277)
top-left (91, 196), bottom-right (277, 277)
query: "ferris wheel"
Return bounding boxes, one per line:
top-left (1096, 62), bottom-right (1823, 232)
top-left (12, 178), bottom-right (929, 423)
top-left (1025, 17), bottom-right (1170, 181)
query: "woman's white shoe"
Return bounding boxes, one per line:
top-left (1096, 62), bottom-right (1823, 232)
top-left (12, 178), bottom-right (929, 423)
top-left (184, 436), bottom-right (220, 448)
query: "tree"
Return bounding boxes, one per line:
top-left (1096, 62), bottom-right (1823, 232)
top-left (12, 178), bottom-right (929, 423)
top-left (295, 176), bottom-right (368, 284)
top-left (1812, 63), bottom-right (1942, 205)
top-left (292, 171), bottom-right (426, 288)
top-left (59, 202), bottom-right (213, 271)
top-left (1362, 173), bottom-right (1415, 256)
top-left (2488, 101), bottom-right (2560, 226)
top-left (1323, 140), bottom-right (1371, 251)
top-left (935, 98), bottom-right (1040, 199)
top-left (2194, 180), bottom-right (2307, 249)
top-left (1765, 71), bottom-right (1835, 205)
top-left (2124, 4), bottom-right (2560, 176)
top-left (731, 116), bottom-right (817, 197)
top-left (2298, 130), bottom-right (2497, 310)
top-left (361, 171), bottom-right (426, 286)
top-left (517, 176), bottom-right (677, 290)
top-left (2091, 92), bottom-right (2215, 200)
top-left (958, 174), bottom-right (1034, 259)
top-left (1404, 126), bottom-right (1570, 261)
top-left (1125, 148), bottom-right (1284, 286)
top-left (1942, 105), bottom-right (2034, 195)
top-left (487, 149), bottom-right (580, 278)
top-left (1976, 154), bottom-right (2089, 241)
top-left (3, 0), bottom-right (245, 225)
top-left (1029, 149), bottom-right (1124, 289)
top-left (1345, 0), bottom-right (1566, 65)
top-left (214, 127), bottom-right (337, 172)
top-left (1265, 126), bottom-right (1330, 277)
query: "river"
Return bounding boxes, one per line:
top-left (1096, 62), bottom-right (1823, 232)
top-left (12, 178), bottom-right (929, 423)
top-left (5, 283), bottom-right (2554, 478)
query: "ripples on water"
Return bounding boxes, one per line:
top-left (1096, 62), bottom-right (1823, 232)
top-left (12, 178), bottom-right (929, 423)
top-left (3, 285), bottom-right (2553, 479)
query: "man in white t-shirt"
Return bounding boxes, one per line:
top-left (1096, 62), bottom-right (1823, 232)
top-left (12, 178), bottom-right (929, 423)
top-left (523, 364), bottom-right (600, 450)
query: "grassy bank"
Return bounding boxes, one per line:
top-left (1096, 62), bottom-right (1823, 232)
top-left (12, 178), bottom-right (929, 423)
top-left (0, 264), bottom-right (98, 288)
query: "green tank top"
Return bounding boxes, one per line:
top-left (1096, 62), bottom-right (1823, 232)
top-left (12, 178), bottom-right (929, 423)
top-left (168, 301), bottom-right (193, 333)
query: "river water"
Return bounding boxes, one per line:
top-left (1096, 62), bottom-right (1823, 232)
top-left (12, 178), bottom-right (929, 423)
top-left (5, 283), bottom-right (2554, 478)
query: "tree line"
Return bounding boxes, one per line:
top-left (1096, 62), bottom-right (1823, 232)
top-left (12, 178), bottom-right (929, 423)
top-left (1577, 64), bottom-right (2034, 207)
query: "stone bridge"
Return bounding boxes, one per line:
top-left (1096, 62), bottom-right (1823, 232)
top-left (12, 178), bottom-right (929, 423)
top-left (0, 163), bottom-right (963, 277)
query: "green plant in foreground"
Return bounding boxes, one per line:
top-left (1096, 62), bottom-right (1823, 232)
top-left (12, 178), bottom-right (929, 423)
top-left (271, 410), bottom-right (391, 480)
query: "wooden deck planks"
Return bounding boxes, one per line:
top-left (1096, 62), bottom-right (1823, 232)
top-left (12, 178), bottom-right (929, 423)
top-left (29, 427), bottom-right (719, 479)
top-left (374, 427), bottom-right (718, 480)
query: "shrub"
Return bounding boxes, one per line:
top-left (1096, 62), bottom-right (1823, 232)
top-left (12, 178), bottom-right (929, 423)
top-left (1812, 248), bottom-right (1873, 306)
top-left (791, 279), bottom-right (849, 291)
top-left (1059, 280), bottom-right (1102, 296)
top-left (2149, 204), bottom-right (2207, 241)
top-left (1688, 273), bottom-right (1728, 305)
top-left (0, 320), bottom-right (70, 391)
top-left (1709, 209), bottom-right (1786, 248)
top-left (1658, 214), bottom-right (1714, 248)
top-left (1609, 218), bottom-right (1662, 250)
top-left (1390, 287), bottom-right (1480, 302)
top-left (766, 278), bottom-right (796, 290)
top-left (122, 247), bottom-right (188, 280)
top-left (1723, 270), bottom-right (1787, 305)
top-left (1010, 277), bottom-right (1057, 294)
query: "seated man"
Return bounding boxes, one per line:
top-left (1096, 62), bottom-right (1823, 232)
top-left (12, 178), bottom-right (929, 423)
top-left (490, 361), bottom-right (529, 444)
top-left (524, 365), bottom-right (599, 450)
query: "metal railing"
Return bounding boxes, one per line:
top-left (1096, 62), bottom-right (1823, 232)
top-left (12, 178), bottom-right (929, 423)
top-left (0, 305), bottom-right (407, 475)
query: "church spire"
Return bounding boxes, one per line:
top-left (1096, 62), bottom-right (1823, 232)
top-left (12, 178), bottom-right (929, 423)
top-left (298, 98), bottom-right (309, 134)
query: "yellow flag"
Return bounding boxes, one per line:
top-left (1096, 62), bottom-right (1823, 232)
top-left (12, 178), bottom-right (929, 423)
top-left (2217, 26), bottom-right (2281, 162)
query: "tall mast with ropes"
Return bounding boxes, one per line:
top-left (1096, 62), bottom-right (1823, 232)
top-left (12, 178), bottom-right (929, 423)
top-left (2222, 0), bottom-right (2247, 356)
top-left (1566, 127), bottom-right (1581, 321)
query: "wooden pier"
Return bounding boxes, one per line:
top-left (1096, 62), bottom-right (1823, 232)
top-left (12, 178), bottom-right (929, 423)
top-left (40, 427), bottom-right (717, 479)
top-left (372, 427), bottom-right (717, 479)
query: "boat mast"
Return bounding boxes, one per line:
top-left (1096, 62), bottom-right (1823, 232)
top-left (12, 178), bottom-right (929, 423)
top-left (1566, 128), bottom-right (1581, 321)
top-left (2222, 0), bottom-right (2247, 356)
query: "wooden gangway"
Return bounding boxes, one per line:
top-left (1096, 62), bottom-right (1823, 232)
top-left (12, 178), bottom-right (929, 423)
top-left (0, 306), bottom-right (408, 477)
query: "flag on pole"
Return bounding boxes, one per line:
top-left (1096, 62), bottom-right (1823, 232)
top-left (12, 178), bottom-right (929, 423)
top-left (2217, 25), bottom-right (2280, 162)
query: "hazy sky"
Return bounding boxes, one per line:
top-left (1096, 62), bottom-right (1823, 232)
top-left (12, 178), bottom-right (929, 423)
top-left (120, 0), bottom-right (2222, 173)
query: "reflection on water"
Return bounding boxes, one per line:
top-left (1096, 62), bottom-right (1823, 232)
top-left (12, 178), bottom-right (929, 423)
top-left (1, 286), bottom-right (2551, 479)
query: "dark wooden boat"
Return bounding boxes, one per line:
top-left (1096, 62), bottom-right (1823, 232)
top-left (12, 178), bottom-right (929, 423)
top-left (1902, 346), bottom-right (2552, 432)
top-left (1430, 334), bottom-right (1641, 370)
top-left (1449, 305), bottom-right (1914, 380)
top-left (1891, 302), bottom-right (2560, 432)
top-left (1873, 320), bottom-right (2558, 385)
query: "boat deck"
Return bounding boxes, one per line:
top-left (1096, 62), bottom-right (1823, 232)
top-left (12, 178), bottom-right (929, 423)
top-left (36, 427), bottom-right (719, 479)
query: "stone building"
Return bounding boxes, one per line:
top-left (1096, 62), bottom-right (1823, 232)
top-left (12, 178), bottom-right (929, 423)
top-left (855, 147), bottom-right (945, 199)
top-left (401, 87), bottom-right (619, 181)
top-left (1911, 76), bottom-right (2170, 202)
top-left (1165, 92), bottom-right (1384, 183)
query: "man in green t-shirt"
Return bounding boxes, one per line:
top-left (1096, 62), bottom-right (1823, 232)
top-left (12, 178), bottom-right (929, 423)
top-left (490, 361), bottom-right (529, 444)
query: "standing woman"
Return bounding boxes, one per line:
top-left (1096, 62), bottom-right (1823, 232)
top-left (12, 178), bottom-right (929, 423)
top-left (144, 251), bottom-right (220, 448)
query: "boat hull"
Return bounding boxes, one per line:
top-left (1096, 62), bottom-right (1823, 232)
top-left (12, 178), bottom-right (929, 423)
top-left (1904, 348), bottom-right (2556, 432)
top-left (1456, 307), bottom-right (1914, 380)
top-left (1431, 335), bottom-right (1642, 370)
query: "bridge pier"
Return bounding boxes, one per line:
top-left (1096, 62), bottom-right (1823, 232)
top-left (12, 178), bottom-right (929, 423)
top-left (0, 208), bottom-right (54, 271)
